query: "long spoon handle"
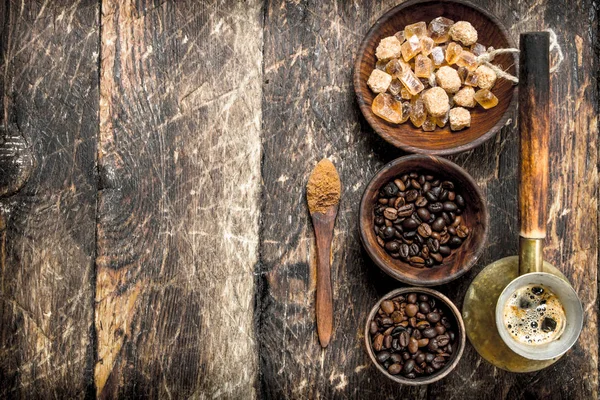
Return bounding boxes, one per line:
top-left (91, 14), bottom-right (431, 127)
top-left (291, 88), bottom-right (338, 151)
top-left (518, 32), bottom-right (550, 274)
top-left (311, 206), bottom-right (337, 348)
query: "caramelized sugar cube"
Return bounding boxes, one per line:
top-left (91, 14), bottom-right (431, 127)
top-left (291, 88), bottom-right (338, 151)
top-left (376, 59), bottom-right (388, 71)
top-left (453, 86), bottom-right (476, 108)
top-left (449, 107), bottom-right (471, 130)
top-left (367, 69), bottom-right (393, 93)
top-left (404, 21), bottom-right (428, 38)
top-left (409, 96), bottom-right (427, 128)
top-left (435, 66), bottom-right (461, 94)
top-left (400, 101), bottom-right (411, 123)
top-left (474, 89), bottom-right (499, 109)
top-left (445, 42), bottom-right (463, 64)
top-left (433, 110), bottom-right (449, 128)
top-left (400, 87), bottom-right (412, 100)
top-left (388, 78), bottom-right (403, 96)
top-left (394, 30), bottom-right (406, 44)
top-left (414, 54), bottom-right (433, 78)
top-left (401, 35), bottom-right (422, 62)
top-left (464, 70), bottom-right (479, 87)
top-left (422, 116), bottom-right (436, 131)
top-left (420, 37), bottom-right (435, 56)
top-left (475, 65), bottom-right (497, 89)
top-left (385, 58), bottom-right (409, 78)
top-left (400, 67), bottom-right (425, 95)
top-left (430, 46), bottom-right (445, 66)
top-left (457, 66), bottom-right (469, 83)
top-left (428, 17), bottom-right (454, 44)
top-left (449, 21), bottom-right (478, 46)
top-left (422, 87), bottom-right (450, 117)
top-left (456, 50), bottom-right (478, 71)
top-left (372, 93), bottom-right (404, 123)
top-left (470, 42), bottom-right (487, 57)
top-left (376, 36), bottom-right (403, 60)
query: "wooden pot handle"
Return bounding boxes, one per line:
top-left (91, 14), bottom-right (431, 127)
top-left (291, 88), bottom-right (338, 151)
top-left (519, 32), bottom-right (550, 239)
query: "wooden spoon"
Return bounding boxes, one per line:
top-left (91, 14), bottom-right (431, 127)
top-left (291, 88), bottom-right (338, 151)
top-left (307, 159), bottom-right (341, 348)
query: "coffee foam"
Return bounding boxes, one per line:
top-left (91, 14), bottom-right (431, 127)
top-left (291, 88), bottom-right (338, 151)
top-left (502, 284), bottom-right (566, 346)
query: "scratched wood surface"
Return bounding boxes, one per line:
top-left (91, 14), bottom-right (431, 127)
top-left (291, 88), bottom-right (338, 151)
top-left (0, 0), bottom-right (596, 399)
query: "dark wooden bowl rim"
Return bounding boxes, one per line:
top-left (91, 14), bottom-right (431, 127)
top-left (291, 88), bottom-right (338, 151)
top-left (364, 287), bottom-right (467, 385)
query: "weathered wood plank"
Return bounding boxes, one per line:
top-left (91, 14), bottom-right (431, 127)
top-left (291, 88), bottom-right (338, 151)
top-left (0, 0), bottom-right (99, 398)
top-left (257, 0), bottom-right (597, 399)
top-left (96, 0), bottom-right (262, 398)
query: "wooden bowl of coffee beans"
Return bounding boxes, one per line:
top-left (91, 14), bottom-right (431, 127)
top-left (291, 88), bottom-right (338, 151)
top-left (353, 0), bottom-right (517, 155)
top-left (359, 155), bottom-right (488, 286)
top-left (365, 287), bottom-right (466, 384)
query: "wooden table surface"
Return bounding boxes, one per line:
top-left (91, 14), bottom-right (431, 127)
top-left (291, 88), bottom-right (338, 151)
top-left (0, 0), bottom-right (597, 399)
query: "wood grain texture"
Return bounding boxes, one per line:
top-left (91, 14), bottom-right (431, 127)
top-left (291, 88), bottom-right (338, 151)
top-left (96, 0), bottom-right (262, 398)
top-left (257, 0), bottom-right (597, 399)
top-left (518, 32), bottom-right (550, 239)
top-left (0, 0), bottom-right (99, 398)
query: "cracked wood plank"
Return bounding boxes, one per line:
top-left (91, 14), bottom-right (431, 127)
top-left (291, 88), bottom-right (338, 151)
top-left (96, 0), bottom-right (262, 398)
top-left (0, 0), bottom-right (99, 398)
top-left (257, 0), bottom-right (597, 399)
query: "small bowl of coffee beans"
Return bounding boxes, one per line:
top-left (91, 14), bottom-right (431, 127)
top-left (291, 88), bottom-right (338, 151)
top-left (365, 287), bottom-right (466, 385)
top-left (359, 154), bottom-right (488, 286)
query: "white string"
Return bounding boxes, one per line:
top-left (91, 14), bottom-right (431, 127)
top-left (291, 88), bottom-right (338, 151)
top-left (474, 29), bottom-right (564, 84)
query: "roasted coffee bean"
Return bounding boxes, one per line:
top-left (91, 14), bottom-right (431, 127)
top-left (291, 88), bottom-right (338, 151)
top-left (442, 212), bottom-right (452, 225)
top-left (419, 302), bottom-right (431, 314)
top-left (407, 293), bottom-right (417, 304)
top-left (427, 238), bottom-right (440, 253)
top-left (403, 359), bottom-right (416, 374)
top-left (409, 256), bottom-right (425, 265)
top-left (428, 202), bottom-right (443, 213)
top-left (394, 230), bottom-right (403, 239)
top-left (423, 328), bottom-right (437, 339)
top-left (418, 294), bottom-right (429, 302)
top-left (384, 219), bottom-right (393, 227)
top-left (417, 208), bottom-right (431, 222)
top-left (439, 245), bottom-right (451, 256)
top-left (456, 225), bottom-right (469, 238)
top-left (391, 326), bottom-right (406, 337)
top-left (417, 320), bottom-right (431, 330)
top-left (430, 231), bottom-right (441, 240)
top-left (447, 226), bottom-right (456, 236)
top-left (373, 334), bottom-right (384, 351)
top-left (417, 338), bottom-right (429, 347)
top-left (431, 358), bottom-right (444, 370)
top-left (439, 189), bottom-right (448, 202)
top-left (383, 326), bottom-right (394, 336)
top-left (370, 321), bottom-right (379, 335)
top-left (439, 232), bottom-right (451, 244)
top-left (455, 194), bottom-right (465, 208)
top-left (415, 353), bottom-right (426, 364)
top-left (397, 204), bottom-right (414, 217)
top-left (405, 304), bottom-right (418, 317)
top-left (381, 318), bottom-right (393, 327)
top-left (417, 223), bottom-right (432, 238)
top-left (427, 339), bottom-right (439, 352)
top-left (427, 312), bottom-right (441, 324)
top-left (408, 337), bottom-right (419, 354)
top-left (393, 197), bottom-right (405, 208)
top-left (402, 218), bottom-right (419, 230)
top-left (423, 182), bottom-right (431, 193)
top-left (448, 191), bottom-right (455, 201)
top-left (415, 196), bottom-right (428, 207)
top-left (425, 366), bottom-right (435, 374)
top-left (400, 244), bottom-right (410, 258)
top-left (375, 216), bottom-right (385, 225)
top-left (379, 198), bottom-right (389, 204)
top-left (421, 246), bottom-right (430, 259)
top-left (408, 243), bottom-right (420, 256)
top-left (376, 236), bottom-right (385, 247)
top-left (431, 217), bottom-right (446, 232)
top-left (424, 258), bottom-right (434, 268)
top-left (409, 172), bottom-right (418, 178)
top-left (452, 215), bottom-right (462, 227)
top-left (418, 175), bottom-right (426, 185)
top-left (425, 353), bottom-right (435, 363)
top-left (385, 241), bottom-right (400, 253)
top-left (443, 201), bottom-right (457, 212)
top-left (384, 207), bottom-right (398, 220)
top-left (388, 363), bottom-right (402, 375)
top-left (442, 181), bottom-right (454, 190)
top-left (381, 300), bottom-right (395, 315)
top-left (434, 325), bottom-right (446, 335)
top-left (437, 335), bottom-right (450, 347)
top-left (415, 312), bottom-right (426, 320)
top-left (377, 351), bottom-right (391, 363)
top-left (390, 252), bottom-right (400, 259)
top-left (425, 191), bottom-right (438, 202)
top-left (448, 236), bottom-right (463, 248)
top-left (410, 179), bottom-right (421, 190)
top-left (405, 190), bottom-right (419, 202)
top-left (399, 331), bottom-right (410, 348)
top-left (384, 335), bottom-right (393, 349)
top-left (412, 329), bottom-right (422, 340)
top-left (383, 183), bottom-right (399, 196)
top-left (448, 330), bottom-right (456, 342)
top-left (390, 353), bottom-right (403, 364)
top-left (394, 179), bottom-right (406, 191)
top-left (382, 226), bottom-right (395, 239)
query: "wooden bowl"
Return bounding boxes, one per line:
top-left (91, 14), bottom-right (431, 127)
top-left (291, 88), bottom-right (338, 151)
top-left (359, 155), bottom-right (488, 286)
top-left (353, 0), bottom-right (517, 155)
top-left (364, 287), bottom-right (466, 385)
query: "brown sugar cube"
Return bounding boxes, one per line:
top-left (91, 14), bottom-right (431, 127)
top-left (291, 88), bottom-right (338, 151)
top-left (475, 65), bottom-right (497, 90)
top-left (394, 30), bottom-right (406, 44)
top-left (428, 17), bottom-right (454, 44)
top-left (449, 21), bottom-right (478, 46)
top-left (372, 93), bottom-right (404, 123)
top-left (449, 107), bottom-right (471, 130)
top-left (367, 69), bottom-right (392, 93)
top-left (401, 35), bottom-right (422, 62)
top-left (420, 37), bottom-right (435, 56)
top-left (376, 36), bottom-right (403, 60)
top-left (404, 21), bottom-right (428, 38)
top-left (453, 86), bottom-right (476, 108)
top-left (445, 42), bottom-right (463, 65)
top-left (422, 87), bottom-right (450, 117)
top-left (415, 54), bottom-right (433, 78)
top-left (435, 66), bottom-right (462, 94)
top-left (474, 89), bottom-right (499, 109)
